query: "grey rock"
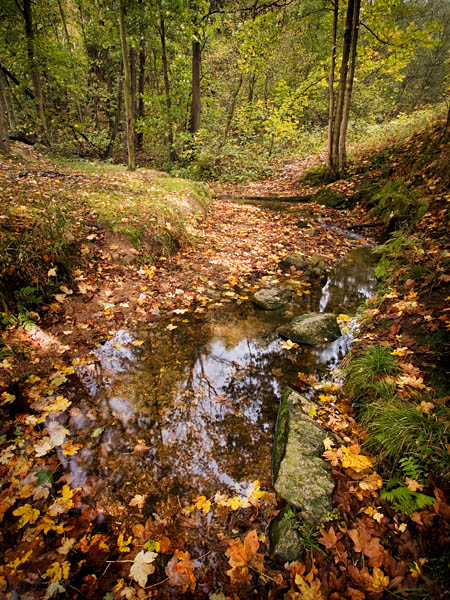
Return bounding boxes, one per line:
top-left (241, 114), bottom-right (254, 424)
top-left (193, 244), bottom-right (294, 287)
top-left (279, 254), bottom-right (307, 271)
top-left (272, 388), bottom-right (334, 527)
top-left (252, 286), bottom-right (294, 310)
top-left (270, 507), bottom-right (303, 563)
top-left (278, 312), bottom-right (341, 345)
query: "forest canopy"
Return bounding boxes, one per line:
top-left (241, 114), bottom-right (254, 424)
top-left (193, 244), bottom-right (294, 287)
top-left (0, 0), bottom-right (449, 178)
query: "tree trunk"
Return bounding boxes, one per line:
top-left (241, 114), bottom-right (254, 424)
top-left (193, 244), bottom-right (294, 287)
top-left (2, 73), bottom-right (17, 133)
top-left (159, 14), bottom-right (176, 161)
top-left (330, 0), bottom-right (354, 178)
top-left (338, 0), bottom-right (360, 172)
top-left (130, 46), bottom-right (137, 123)
top-left (23, 0), bottom-right (50, 145)
top-left (223, 75), bottom-right (242, 143)
top-left (189, 39), bottom-right (201, 134)
top-left (0, 73), bottom-right (10, 152)
top-left (136, 43), bottom-right (146, 151)
top-left (444, 103), bottom-right (450, 140)
top-left (119, 0), bottom-right (135, 171)
top-left (327, 0), bottom-right (338, 170)
top-left (104, 76), bottom-right (123, 158)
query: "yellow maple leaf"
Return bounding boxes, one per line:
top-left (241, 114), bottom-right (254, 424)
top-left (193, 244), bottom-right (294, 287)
top-left (62, 440), bottom-right (82, 455)
top-left (366, 567), bottom-right (389, 592)
top-left (340, 445), bottom-right (373, 473)
top-left (13, 504), bottom-right (40, 528)
top-left (193, 496), bottom-right (211, 514)
top-left (43, 561), bottom-right (70, 583)
top-left (118, 533), bottom-right (133, 553)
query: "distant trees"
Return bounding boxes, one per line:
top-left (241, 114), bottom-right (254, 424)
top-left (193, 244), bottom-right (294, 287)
top-left (0, 0), bottom-right (448, 175)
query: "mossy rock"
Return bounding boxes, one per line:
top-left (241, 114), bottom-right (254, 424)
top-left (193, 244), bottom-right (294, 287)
top-left (306, 254), bottom-right (327, 280)
top-left (272, 388), bottom-right (334, 526)
top-left (278, 312), bottom-right (341, 345)
top-left (313, 187), bottom-right (348, 208)
top-left (270, 507), bottom-right (303, 563)
top-left (279, 254), bottom-right (307, 271)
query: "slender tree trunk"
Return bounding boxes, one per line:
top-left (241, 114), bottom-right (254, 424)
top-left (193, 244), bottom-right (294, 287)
top-left (327, 0), bottom-right (338, 171)
top-left (57, 0), bottom-right (83, 123)
top-left (57, 0), bottom-right (70, 43)
top-left (330, 0), bottom-right (354, 177)
top-left (136, 43), bottom-right (145, 151)
top-left (248, 73), bottom-right (257, 104)
top-left (159, 14), bottom-right (176, 161)
top-left (444, 103), bottom-right (450, 140)
top-left (130, 46), bottom-right (137, 123)
top-left (23, 0), bottom-right (50, 145)
top-left (223, 75), bottom-right (242, 143)
top-left (119, 0), bottom-right (135, 170)
top-left (338, 0), bottom-right (360, 171)
top-left (2, 73), bottom-right (16, 132)
top-left (0, 73), bottom-right (10, 152)
top-left (189, 39), bottom-right (201, 134)
top-left (104, 76), bottom-right (123, 158)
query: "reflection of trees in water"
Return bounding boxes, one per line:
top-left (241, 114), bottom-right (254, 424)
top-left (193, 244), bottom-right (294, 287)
top-left (64, 246), bottom-right (377, 510)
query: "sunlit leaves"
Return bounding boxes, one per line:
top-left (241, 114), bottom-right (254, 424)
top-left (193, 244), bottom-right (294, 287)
top-left (13, 504), bottom-right (40, 528)
top-left (43, 561), bottom-right (70, 583)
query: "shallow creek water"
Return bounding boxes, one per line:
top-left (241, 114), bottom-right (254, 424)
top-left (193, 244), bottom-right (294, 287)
top-left (59, 240), bottom-right (378, 520)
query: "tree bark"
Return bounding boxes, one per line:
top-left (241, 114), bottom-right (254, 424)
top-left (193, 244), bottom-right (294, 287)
top-left (338, 0), bottom-right (360, 172)
top-left (1, 73), bottom-right (17, 133)
top-left (23, 0), bottom-right (50, 145)
top-left (159, 13), bottom-right (176, 161)
top-left (189, 39), bottom-right (201, 134)
top-left (330, 0), bottom-right (354, 177)
top-left (0, 72), bottom-right (10, 152)
top-left (136, 42), bottom-right (146, 151)
top-left (327, 0), bottom-right (338, 169)
top-left (119, 0), bottom-right (135, 170)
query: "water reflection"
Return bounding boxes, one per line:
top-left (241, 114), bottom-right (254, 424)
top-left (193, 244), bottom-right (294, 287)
top-left (62, 246), bottom-right (377, 512)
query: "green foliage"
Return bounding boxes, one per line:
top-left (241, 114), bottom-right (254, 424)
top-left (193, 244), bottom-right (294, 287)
top-left (374, 230), bottom-right (424, 283)
top-left (344, 345), bottom-right (399, 401)
top-left (369, 179), bottom-right (423, 226)
top-left (380, 481), bottom-right (435, 515)
top-left (361, 398), bottom-right (450, 481)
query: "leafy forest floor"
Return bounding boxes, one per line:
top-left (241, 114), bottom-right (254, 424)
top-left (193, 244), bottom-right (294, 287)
top-left (0, 114), bottom-right (449, 599)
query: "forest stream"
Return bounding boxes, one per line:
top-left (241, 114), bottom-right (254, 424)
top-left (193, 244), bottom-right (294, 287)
top-left (51, 202), bottom-right (378, 590)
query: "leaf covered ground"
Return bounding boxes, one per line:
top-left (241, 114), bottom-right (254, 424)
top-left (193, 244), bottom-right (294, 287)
top-left (0, 117), bottom-right (449, 599)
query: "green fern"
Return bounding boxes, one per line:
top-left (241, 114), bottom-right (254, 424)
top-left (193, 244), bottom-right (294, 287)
top-left (380, 484), bottom-right (435, 515)
top-left (398, 456), bottom-right (425, 482)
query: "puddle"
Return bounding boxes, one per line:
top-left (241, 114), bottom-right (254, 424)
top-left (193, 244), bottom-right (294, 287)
top-left (58, 245), bottom-right (377, 518)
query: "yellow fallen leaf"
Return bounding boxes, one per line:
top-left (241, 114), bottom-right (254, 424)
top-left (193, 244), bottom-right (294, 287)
top-left (132, 340), bottom-right (144, 346)
top-left (13, 504), bottom-right (40, 528)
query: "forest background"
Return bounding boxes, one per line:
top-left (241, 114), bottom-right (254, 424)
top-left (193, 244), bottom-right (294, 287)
top-left (1, 0), bottom-right (449, 181)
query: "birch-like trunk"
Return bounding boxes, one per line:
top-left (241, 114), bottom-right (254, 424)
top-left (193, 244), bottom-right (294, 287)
top-left (330, 0), bottom-right (354, 177)
top-left (327, 0), bottom-right (338, 172)
top-left (338, 0), bottom-right (360, 172)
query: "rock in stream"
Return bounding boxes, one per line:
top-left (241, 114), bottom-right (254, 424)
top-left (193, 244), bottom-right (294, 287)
top-left (278, 312), bottom-right (341, 345)
top-left (252, 285), bottom-right (294, 310)
top-left (272, 388), bottom-right (334, 528)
